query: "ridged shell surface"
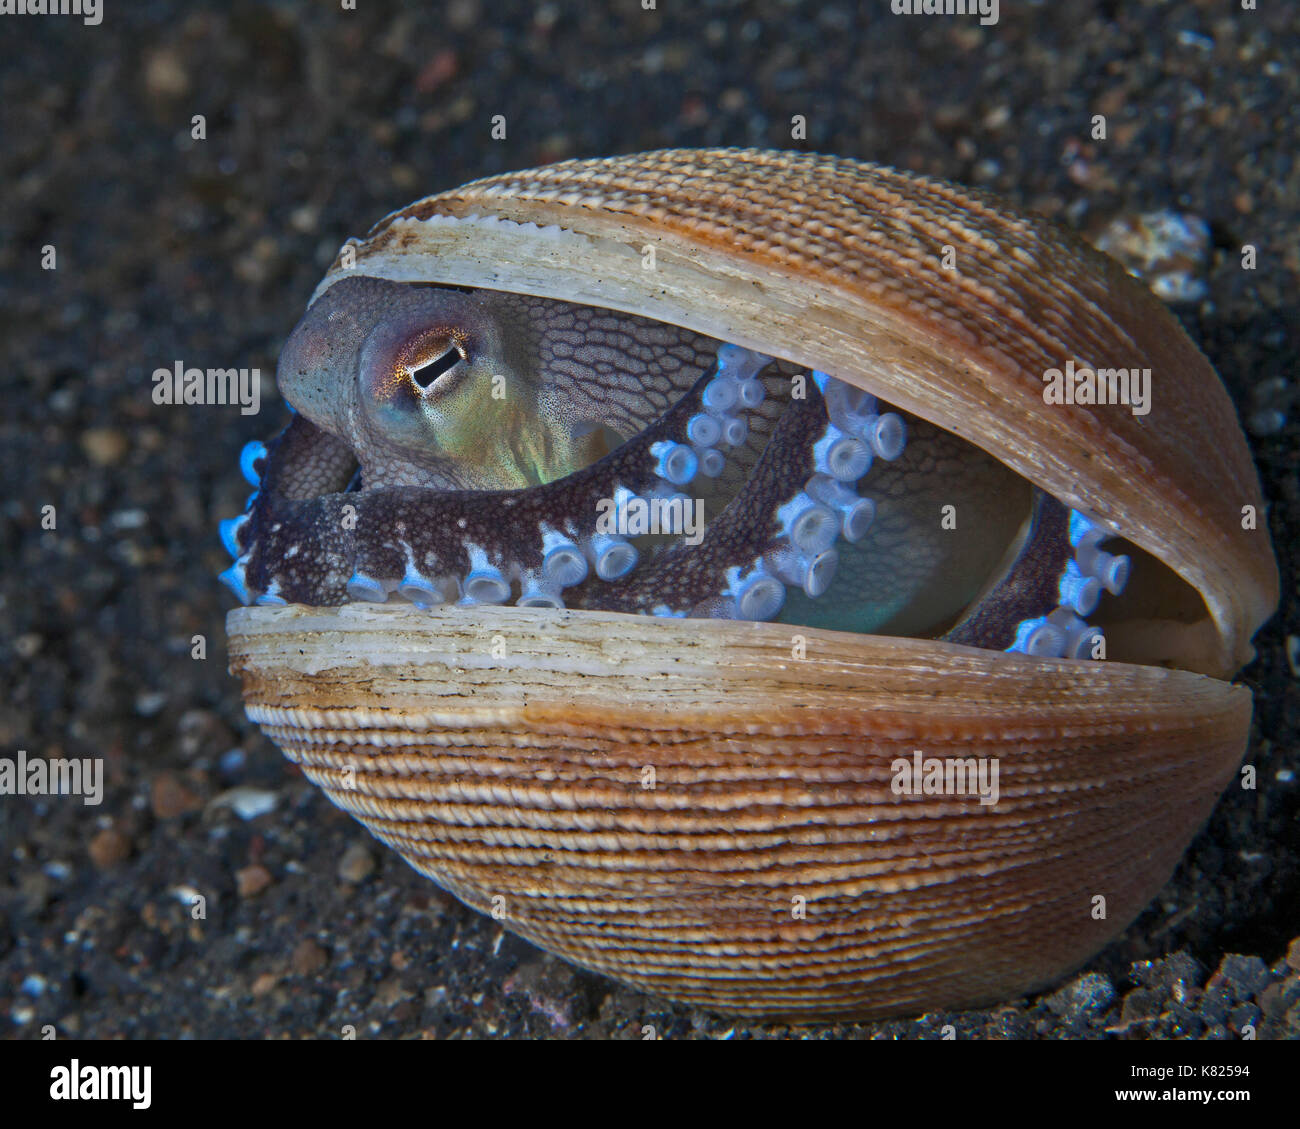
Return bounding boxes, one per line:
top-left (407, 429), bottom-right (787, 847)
top-left (229, 604), bottom-right (1250, 1019)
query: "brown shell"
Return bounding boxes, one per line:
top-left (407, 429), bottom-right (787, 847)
top-left (227, 149), bottom-right (1277, 1020)
top-left (228, 604), bottom-right (1250, 1020)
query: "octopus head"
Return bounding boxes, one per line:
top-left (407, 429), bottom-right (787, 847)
top-left (277, 276), bottom-right (603, 492)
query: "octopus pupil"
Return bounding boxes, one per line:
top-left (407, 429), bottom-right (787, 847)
top-left (410, 347), bottom-right (462, 389)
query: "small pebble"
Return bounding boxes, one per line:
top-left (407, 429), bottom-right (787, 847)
top-left (13, 633), bottom-right (42, 659)
top-left (79, 428), bottom-right (129, 466)
top-left (1092, 210), bottom-right (1209, 303)
top-left (176, 709), bottom-right (234, 759)
top-left (337, 843), bottom-right (375, 884)
top-left (108, 508), bottom-right (148, 531)
top-left (217, 748), bottom-right (247, 779)
top-left (1247, 408), bottom-right (1286, 436)
top-left (1175, 29), bottom-right (1214, 51)
top-left (150, 772), bottom-right (202, 819)
top-left (375, 976), bottom-right (413, 1008)
top-left (209, 786), bottom-right (278, 821)
top-left (88, 827), bottom-right (132, 869)
top-left (1120, 986), bottom-right (1162, 1025)
top-left (144, 47), bottom-right (190, 98)
top-left (235, 864), bottom-right (273, 898)
top-left (251, 972), bottom-right (279, 997)
top-left (1209, 954), bottom-right (1272, 1000)
top-left (1259, 978), bottom-right (1300, 1019)
top-left (21, 974), bottom-right (46, 998)
top-left (1131, 950), bottom-right (1204, 993)
top-left (170, 884), bottom-right (203, 907)
top-left (1046, 971), bottom-right (1116, 1016)
top-left (290, 938), bottom-right (328, 976)
top-left (135, 691), bottom-right (167, 717)
top-left (288, 204), bottom-right (319, 234)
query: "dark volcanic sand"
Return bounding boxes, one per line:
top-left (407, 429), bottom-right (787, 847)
top-left (1, 0), bottom-right (1297, 1039)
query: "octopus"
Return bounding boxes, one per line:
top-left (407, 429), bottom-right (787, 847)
top-left (219, 276), bottom-right (1129, 660)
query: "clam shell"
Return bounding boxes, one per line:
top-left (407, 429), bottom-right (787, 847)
top-left (229, 603), bottom-right (1250, 1020)
top-left (227, 149), bottom-right (1275, 1019)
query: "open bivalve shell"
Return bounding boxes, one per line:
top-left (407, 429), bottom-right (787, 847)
top-left (223, 149), bottom-right (1277, 1020)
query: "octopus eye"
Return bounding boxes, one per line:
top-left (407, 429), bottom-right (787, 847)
top-left (391, 328), bottom-right (470, 400)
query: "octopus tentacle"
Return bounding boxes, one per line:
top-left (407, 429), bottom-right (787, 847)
top-left (220, 283), bottom-right (1132, 655)
top-left (577, 372), bottom-right (837, 618)
top-left (233, 343), bottom-right (767, 607)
